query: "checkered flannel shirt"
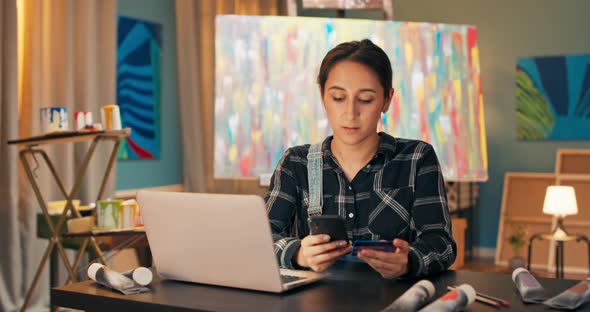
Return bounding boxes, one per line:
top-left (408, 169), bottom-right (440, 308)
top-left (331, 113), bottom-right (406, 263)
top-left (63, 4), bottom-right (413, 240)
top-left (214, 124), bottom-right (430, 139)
top-left (264, 132), bottom-right (456, 277)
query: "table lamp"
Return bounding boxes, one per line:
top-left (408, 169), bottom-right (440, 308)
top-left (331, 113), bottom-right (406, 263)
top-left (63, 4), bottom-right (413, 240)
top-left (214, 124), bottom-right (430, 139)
top-left (543, 186), bottom-right (578, 239)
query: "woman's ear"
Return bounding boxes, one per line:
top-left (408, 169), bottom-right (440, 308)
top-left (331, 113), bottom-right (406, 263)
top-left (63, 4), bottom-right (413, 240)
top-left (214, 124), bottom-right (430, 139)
top-left (382, 88), bottom-right (394, 113)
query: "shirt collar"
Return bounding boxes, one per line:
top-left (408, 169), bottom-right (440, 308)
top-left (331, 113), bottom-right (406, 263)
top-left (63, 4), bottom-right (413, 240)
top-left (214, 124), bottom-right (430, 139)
top-left (320, 132), bottom-right (398, 161)
top-left (375, 132), bottom-right (397, 160)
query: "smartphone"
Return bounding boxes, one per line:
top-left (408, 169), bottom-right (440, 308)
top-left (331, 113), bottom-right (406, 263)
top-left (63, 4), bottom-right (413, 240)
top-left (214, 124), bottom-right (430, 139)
top-left (352, 240), bottom-right (396, 255)
top-left (308, 215), bottom-right (348, 242)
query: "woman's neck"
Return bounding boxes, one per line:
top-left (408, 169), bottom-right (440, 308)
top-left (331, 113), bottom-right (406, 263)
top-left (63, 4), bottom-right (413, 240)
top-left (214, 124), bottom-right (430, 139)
top-left (330, 133), bottom-right (380, 179)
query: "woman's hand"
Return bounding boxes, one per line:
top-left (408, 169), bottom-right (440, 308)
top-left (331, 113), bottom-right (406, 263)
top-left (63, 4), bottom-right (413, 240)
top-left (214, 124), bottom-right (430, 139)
top-left (294, 234), bottom-right (353, 272)
top-left (357, 239), bottom-right (410, 279)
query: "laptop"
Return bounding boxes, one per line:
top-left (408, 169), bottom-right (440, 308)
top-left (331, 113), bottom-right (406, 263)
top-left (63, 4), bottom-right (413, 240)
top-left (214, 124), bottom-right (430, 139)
top-left (136, 191), bottom-right (327, 293)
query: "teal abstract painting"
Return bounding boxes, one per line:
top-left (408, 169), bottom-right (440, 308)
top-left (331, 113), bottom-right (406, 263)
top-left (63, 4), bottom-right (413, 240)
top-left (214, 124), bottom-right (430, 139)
top-left (516, 54), bottom-right (590, 140)
top-left (117, 16), bottom-right (162, 159)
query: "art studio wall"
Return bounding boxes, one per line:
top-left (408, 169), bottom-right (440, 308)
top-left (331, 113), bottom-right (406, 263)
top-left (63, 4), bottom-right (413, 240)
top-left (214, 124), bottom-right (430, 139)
top-left (113, 0), bottom-right (590, 252)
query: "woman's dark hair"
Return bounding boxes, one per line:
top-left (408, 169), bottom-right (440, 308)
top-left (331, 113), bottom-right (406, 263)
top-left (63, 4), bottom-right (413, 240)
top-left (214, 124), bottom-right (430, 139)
top-left (317, 39), bottom-right (393, 98)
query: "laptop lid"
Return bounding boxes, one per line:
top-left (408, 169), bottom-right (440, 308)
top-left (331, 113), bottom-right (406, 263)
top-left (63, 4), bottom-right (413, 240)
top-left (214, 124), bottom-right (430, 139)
top-left (137, 191), bottom-right (285, 293)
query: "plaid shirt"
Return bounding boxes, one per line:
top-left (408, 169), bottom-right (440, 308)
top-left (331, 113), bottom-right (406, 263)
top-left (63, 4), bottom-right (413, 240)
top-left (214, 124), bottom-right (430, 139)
top-left (264, 132), bottom-right (456, 277)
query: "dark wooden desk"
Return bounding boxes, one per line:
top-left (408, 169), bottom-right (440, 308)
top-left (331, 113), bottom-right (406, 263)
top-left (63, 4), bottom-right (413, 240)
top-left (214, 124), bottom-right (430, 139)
top-left (52, 261), bottom-right (590, 312)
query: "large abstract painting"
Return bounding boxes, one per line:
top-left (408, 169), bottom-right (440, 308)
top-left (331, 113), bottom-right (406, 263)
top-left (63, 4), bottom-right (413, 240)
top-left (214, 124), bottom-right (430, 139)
top-left (117, 16), bottom-right (162, 159)
top-left (516, 54), bottom-right (590, 140)
top-left (215, 15), bottom-right (488, 181)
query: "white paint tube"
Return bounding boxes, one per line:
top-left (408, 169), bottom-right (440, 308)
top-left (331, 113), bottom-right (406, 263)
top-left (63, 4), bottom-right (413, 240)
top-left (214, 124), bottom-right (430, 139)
top-left (512, 268), bottom-right (546, 303)
top-left (121, 266), bottom-right (153, 286)
top-left (382, 280), bottom-right (435, 312)
top-left (418, 284), bottom-right (475, 312)
top-left (543, 278), bottom-right (590, 310)
top-left (87, 263), bottom-right (150, 295)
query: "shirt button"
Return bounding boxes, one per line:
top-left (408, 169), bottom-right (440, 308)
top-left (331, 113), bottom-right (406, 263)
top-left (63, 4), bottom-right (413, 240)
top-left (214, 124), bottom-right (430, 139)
top-left (348, 213), bottom-right (354, 218)
top-left (348, 186), bottom-right (352, 190)
top-left (366, 164), bottom-right (371, 169)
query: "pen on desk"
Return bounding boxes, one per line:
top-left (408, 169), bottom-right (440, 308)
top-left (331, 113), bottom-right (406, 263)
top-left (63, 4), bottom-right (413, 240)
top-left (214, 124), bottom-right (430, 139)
top-left (447, 286), bottom-right (501, 308)
top-left (450, 284), bottom-right (510, 307)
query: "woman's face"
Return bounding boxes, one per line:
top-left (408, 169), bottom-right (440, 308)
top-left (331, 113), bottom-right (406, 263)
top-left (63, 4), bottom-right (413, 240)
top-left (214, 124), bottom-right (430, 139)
top-left (322, 61), bottom-right (393, 146)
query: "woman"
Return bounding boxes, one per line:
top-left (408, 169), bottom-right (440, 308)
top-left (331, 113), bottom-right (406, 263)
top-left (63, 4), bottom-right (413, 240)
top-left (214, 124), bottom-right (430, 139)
top-left (265, 39), bottom-right (456, 279)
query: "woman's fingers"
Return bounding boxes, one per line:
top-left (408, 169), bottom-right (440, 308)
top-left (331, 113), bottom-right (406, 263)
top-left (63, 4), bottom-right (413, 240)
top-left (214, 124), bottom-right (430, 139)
top-left (393, 239), bottom-right (409, 253)
top-left (299, 235), bottom-right (352, 272)
top-left (358, 239), bottom-right (410, 279)
top-left (308, 245), bottom-right (353, 272)
top-left (305, 240), bottom-right (349, 257)
top-left (310, 244), bottom-right (352, 265)
top-left (301, 234), bottom-right (331, 247)
top-left (359, 249), bottom-right (407, 265)
top-left (363, 257), bottom-right (403, 278)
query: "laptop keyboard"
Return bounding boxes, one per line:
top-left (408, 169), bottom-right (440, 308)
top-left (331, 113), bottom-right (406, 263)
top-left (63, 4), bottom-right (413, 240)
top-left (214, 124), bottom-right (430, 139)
top-left (280, 274), bottom-right (305, 284)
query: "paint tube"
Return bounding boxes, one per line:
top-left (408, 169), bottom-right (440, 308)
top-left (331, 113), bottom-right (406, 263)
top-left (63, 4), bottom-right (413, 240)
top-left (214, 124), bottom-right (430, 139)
top-left (87, 263), bottom-right (150, 295)
top-left (121, 266), bottom-right (153, 286)
top-left (382, 280), bottom-right (435, 312)
top-left (543, 278), bottom-right (590, 310)
top-left (418, 284), bottom-right (475, 312)
top-left (512, 268), bottom-right (546, 303)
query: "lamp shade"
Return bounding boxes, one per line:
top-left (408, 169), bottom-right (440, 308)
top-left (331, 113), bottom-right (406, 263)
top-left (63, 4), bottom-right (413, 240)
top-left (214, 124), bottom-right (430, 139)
top-left (543, 186), bottom-right (578, 216)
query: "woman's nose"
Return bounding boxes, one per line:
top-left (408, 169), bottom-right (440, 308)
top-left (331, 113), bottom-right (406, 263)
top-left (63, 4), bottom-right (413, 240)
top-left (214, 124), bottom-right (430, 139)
top-left (343, 100), bottom-right (359, 120)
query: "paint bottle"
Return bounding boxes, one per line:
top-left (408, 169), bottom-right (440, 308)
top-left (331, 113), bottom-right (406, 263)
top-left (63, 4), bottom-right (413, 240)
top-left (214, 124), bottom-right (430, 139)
top-left (40, 107), bottom-right (68, 134)
top-left (96, 199), bottom-right (122, 229)
top-left (418, 284), bottom-right (475, 312)
top-left (87, 263), bottom-right (150, 295)
top-left (119, 199), bottom-right (139, 229)
top-left (382, 280), bottom-right (435, 312)
top-left (512, 268), bottom-right (546, 303)
top-left (121, 266), bottom-right (153, 286)
top-left (544, 278), bottom-right (590, 310)
top-left (101, 104), bottom-right (122, 130)
top-left (74, 111), bottom-right (93, 130)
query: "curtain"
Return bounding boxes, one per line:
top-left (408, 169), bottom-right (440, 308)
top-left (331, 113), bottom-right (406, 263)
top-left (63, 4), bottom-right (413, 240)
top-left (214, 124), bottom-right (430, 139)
top-left (0, 1), bottom-right (117, 310)
top-left (175, 0), bottom-right (284, 194)
top-left (0, 1), bottom-right (20, 311)
top-left (174, 0), bottom-right (207, 193)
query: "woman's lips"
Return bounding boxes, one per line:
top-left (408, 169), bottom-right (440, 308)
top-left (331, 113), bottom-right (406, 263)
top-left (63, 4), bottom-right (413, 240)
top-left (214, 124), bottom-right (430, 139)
top-left (342, 126), bottom-right (360, 133)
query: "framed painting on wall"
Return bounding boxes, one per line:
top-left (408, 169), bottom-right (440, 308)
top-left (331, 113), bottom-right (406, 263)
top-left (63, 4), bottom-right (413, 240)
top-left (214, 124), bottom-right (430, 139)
top-left (116, 16), bottom-right (162, 159)
top-left (516, 54), bottom-right (590, 140)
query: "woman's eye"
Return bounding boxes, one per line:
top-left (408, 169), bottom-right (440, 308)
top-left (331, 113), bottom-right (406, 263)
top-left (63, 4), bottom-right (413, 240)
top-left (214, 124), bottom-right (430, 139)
top-left (332, 97), bottom-right (345, 102)
top-left (358, 98), bottom-right (373, 104)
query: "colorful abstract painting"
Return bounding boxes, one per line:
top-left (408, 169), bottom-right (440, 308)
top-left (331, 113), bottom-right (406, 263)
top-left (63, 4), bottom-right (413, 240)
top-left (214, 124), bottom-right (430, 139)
top-left (215, 15), bottom-right (488, 181)
top-left (516, 54), bottom-right (590, 140)
top-left (116, 16), bottom-right (161, 159)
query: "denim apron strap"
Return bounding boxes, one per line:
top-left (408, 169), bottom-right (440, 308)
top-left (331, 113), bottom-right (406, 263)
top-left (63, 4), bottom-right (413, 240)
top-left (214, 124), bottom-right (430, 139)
top-left (307, 143), bottom-right (323, 217)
